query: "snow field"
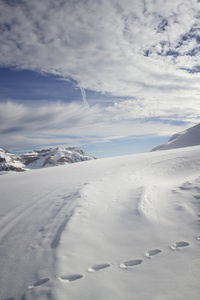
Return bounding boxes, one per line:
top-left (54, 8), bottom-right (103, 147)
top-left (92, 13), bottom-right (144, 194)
top-left (0, 146), bottom-right (200, 299)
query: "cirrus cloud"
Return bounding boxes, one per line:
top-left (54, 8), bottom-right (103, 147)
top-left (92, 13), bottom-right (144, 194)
top-left (0, 99), bottom-right (199, 152)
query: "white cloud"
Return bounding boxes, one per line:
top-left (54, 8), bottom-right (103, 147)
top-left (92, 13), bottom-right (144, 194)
top-left (0, 100), bottom-right (97, 133)
top-left (0, 0), bottom-right (199, 100)
top-left (0, 99), bottom-right (198, 151)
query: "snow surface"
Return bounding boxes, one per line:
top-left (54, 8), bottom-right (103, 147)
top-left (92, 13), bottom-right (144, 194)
top-left (151, 123), bottom-right (200, 151)
top-left (0, 146), bottom-right (200, 299)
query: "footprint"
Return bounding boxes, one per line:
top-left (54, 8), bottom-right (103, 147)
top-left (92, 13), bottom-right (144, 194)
top-left (170, 241), bottom-right (189, 250)
top-left (120, 259), bottom-right (143, 268)
top-left (59, 274), bottom-right (83, 282)
top-left (88, 263), bottom-right (111, 272)
top-left (28, 278), bottom-right (50, 289)
top-left (145, 249), bottom-right (161, 258)
top-left (39, 227), bottom-right (45, 232)
top-left (76, 211), bottom-right (82, 215)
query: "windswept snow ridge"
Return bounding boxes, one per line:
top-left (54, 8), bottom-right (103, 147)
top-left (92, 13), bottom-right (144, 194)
top-left (0, 146), bottom-right (200, 299)
top-left (0, 147), bottom-right (95, 172)
top-left (151, 123), bottom-right (200, 151)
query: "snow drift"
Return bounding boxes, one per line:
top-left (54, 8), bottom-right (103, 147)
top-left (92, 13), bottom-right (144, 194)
top-left (151, 123), bottom-right (200, 151)
top-left (0, 145), bottom-right (200, 300)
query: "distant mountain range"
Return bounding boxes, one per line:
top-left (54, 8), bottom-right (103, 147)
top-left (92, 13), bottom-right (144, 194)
top-left (0, 147), bottom-right (96, 172)
top-left (151, 123), bottom-right (200, 151)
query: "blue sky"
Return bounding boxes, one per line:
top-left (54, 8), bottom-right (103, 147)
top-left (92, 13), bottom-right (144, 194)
top-left (0, 0), bottom-right (200, 158)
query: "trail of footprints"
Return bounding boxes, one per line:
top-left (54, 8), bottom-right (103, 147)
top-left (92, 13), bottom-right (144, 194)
top-left (25, 238), bottom-right (196, 291)
top-left (12, 238), bottom-right (198, 299)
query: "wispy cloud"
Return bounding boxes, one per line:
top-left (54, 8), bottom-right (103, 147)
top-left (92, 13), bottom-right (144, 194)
top-left (0, 99), bottom-right (199, 151)
top-left (80, 87), bottom-right (89, 107)
top-left (0, 100), bottom-right (100, 150)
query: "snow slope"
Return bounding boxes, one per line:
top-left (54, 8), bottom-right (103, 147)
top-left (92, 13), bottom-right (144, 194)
top-left (151, 123), bottom-right (200, 151)
top-left (0, 146), bottom-right (200, 300)
top-left (0, 147), bottom-right (95, 172)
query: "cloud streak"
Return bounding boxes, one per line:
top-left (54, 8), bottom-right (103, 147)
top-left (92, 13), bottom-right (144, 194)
top-left (0, 99), bottom-right (199, 152)
top-left (80, 87), bottom-right (88, 106)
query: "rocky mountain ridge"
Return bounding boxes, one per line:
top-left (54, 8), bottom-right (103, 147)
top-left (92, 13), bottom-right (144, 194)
top-left (0, 147), bottom-right (96, 172)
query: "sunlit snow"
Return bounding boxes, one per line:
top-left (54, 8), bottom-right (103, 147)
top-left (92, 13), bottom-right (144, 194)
top-left (0, 145), bottom-right (200, 299)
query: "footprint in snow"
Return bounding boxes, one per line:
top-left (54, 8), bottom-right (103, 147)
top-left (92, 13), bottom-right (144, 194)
top-left (39, 226), bottom-right (45, 232)
top-left (76, 211), bottom-right (82, 215)
top-left (120, 259), bottom-right (143, 269)
top-left (145, 249), bottom-right (161, 258)
top-left (28, 278), bottom-right (50, 289)
top-left (169, 241), bottom-right (189, 250)
top-left (59, 274), bottom-right (83, 282)
top-left (88, 263), bottom-right (111, 272)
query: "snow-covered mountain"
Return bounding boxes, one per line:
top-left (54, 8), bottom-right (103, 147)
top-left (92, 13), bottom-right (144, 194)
top-left (151, 123), bottom-right (200, 151)
top-left (0, 145), bottom-right (200, 300)
top-left (0, 147), bottom-right (95, 172)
